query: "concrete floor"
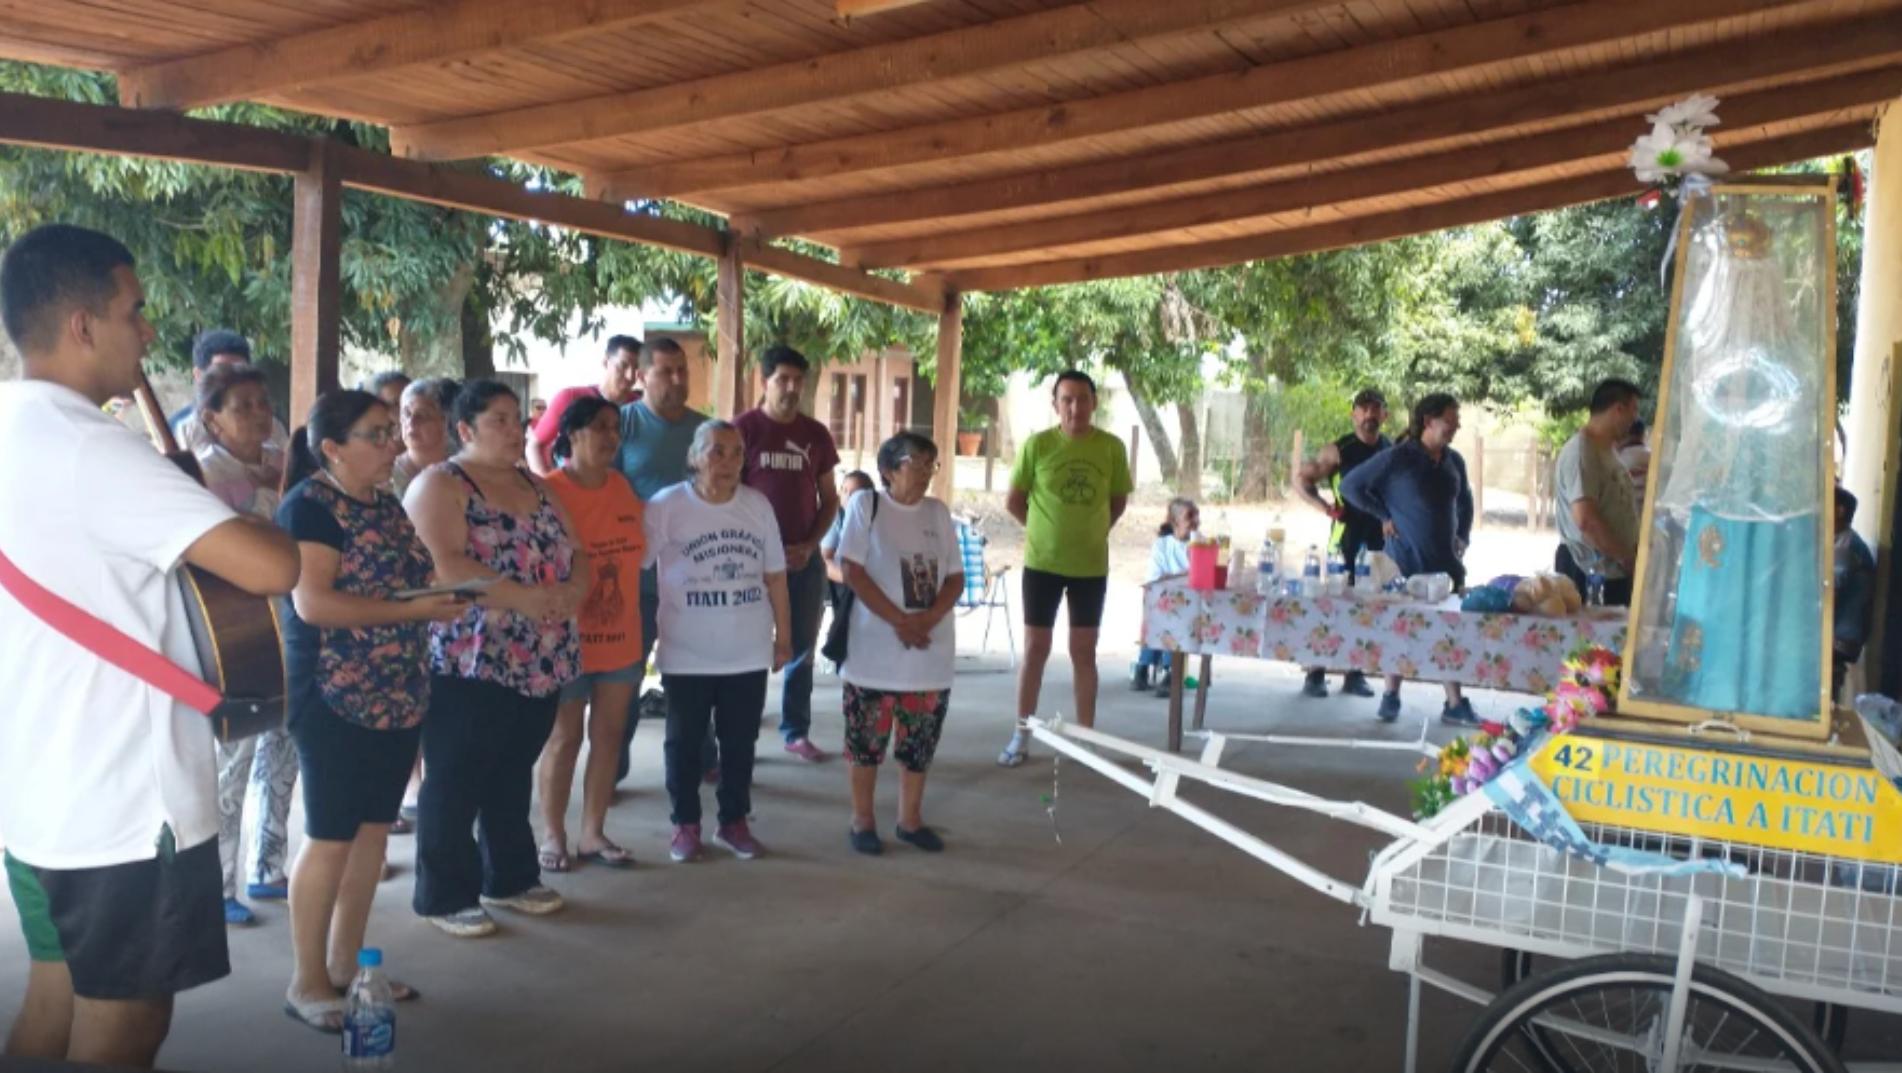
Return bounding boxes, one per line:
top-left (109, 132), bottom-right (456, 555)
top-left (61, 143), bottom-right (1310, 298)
top-left (5, 591), bottom-right (1899, 1072)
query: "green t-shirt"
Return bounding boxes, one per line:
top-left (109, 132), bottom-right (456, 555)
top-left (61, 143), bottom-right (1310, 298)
top-left (1011, 426), bottom-right (1133, 578)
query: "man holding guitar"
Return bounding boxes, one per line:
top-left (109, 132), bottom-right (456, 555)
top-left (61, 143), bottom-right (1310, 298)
top-left (0, 224), bottom-right (299, 1068)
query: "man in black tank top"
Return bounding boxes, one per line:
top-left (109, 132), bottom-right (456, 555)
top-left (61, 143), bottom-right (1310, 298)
top-left (1293, 389), bottom-right (1391, 699)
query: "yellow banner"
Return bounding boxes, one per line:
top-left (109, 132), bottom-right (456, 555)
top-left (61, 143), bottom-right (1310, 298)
top-left (1529, 736), bottom-right (1902, 865)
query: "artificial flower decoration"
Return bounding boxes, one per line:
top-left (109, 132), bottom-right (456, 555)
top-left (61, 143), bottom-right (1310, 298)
top-left (1408, 643), bottom-right (1622, 818)
top-left (1628, 94), bottom-right (1729, 184)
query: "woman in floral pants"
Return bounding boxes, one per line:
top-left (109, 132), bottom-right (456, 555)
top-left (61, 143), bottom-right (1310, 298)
top-left (835, 432), bottom-right (963, 855)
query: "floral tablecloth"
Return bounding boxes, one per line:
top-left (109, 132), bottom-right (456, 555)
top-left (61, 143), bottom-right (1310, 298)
top-left (1142, 580), bottom-right (1627, 696)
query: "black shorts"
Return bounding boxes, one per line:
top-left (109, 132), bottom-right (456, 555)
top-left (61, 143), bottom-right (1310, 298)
top-left (1021, 567), bottom-right (1108, 629)
top-left (290, 694), bottom-right (423, 842)
top-left (9, 835), bottom-right (228, 1000)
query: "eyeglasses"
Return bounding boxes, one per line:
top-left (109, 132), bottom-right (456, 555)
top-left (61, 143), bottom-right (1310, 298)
top-left (349, 425), bottom-right (400, 446)
top-left (901, 456), bottom-right (941, 474)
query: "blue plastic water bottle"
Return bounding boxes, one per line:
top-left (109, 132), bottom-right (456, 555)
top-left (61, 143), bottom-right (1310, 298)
top-left (1586, 572), bottom-right (1606, 607)
top-left (1354, 548), bottom-right (1373, 587)
top-left (343, 948), bottom-right (395, 1070)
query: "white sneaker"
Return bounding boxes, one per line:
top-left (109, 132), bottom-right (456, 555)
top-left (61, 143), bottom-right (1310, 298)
top-left (481, 885), bottom-right (565, 916)
top-left (424, 906), bottom-right (497, 937)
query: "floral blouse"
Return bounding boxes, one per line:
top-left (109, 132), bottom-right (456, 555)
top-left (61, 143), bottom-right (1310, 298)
top-left (276, 478), bottom-right (433, 730)
top-left (428, 462), bottom-right (581, 698)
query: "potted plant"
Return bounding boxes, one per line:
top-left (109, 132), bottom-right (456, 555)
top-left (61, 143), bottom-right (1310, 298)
top-left (956, 407), bottom-right (990, 456)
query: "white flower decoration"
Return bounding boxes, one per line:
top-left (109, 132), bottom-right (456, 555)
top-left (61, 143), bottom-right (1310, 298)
top-left (1647, 93), bottom-right (1721, 130)
top-left (1628, 96), bottom-right (1730, 183)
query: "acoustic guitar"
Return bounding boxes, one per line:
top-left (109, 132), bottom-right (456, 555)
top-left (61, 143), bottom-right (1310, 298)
top-left (129, 369), bottom-right (287, 741)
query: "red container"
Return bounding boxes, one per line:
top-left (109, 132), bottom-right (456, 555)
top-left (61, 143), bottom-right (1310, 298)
top-left (1188, 542), bottom-right (1220, 590)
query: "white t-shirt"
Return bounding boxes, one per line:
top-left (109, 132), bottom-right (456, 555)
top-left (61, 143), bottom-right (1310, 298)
top-left (837, 490), bottom-right (961, 692)
top-left (642, 481), bottom-right (786, 675)
top-left (0, 381), bottom-right (236, 868)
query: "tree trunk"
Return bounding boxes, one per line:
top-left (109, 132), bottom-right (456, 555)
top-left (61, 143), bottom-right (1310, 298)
top-left (460, 289), bottom-right (494, 380)
top-left (1237, 350), bottom-right (1274, 501)
top-left (1174, 401), bottom-right (1204, 498)
top-left (1124, 381), bottom-right (1179, 486)
top-left (395, 260), bottom-right (476, 380)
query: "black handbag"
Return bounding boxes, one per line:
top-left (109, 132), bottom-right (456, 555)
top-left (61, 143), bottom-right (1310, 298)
top-left (819, 493), bottom-right (878, 665)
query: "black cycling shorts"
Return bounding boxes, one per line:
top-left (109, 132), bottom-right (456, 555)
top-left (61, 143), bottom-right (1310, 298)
top-left (1021, 567), bottom-right (1108, 629)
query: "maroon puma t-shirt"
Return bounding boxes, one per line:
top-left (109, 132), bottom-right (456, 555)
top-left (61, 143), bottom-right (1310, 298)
top-left (734, 408), bottom-right (840, 547)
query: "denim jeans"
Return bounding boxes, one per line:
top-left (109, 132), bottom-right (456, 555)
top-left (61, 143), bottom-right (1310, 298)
top-left (412, 676), bottom-right (558, 917)
top-left (777, 553), bottom-right (828, 744)
top-left (1135, 647), bottom-right (1172, 671)
top-left (661, 671), bottom-right (767, 827)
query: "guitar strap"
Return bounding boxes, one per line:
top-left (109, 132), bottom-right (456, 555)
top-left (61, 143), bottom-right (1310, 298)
top-left (0, 547), bottom-right (222, 715)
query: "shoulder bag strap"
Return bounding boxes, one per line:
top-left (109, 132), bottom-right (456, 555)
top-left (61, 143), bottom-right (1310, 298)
top-left (0, 547), bottom-right (221, 714)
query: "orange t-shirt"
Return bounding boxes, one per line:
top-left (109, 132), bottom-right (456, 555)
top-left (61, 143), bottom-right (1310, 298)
top-left (545, 469), bottom-right (645, 673)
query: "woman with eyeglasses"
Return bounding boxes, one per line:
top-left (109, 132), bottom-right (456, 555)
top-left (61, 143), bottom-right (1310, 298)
top-left (275, 390), bottom-right (464, 1031)
top-left (404, 379), bottom-right (586, 937)
top-left (1132, 497), bottom-right (1198, 695)
top-left (195, 363), bottom-right (296, 927)
top-left (836, 432), bottom-right (963, 855)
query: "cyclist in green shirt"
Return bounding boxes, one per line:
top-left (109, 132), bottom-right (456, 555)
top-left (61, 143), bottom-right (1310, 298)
top-left (997, 370), bottom-right (1132, 767)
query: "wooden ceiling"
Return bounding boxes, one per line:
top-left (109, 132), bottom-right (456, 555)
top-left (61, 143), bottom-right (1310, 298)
top-left (0, 0), bottom-right (1892, 294)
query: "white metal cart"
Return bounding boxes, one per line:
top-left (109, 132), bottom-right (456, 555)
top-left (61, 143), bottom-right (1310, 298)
top-left (1026, 716), bottom-right (1902, 1073)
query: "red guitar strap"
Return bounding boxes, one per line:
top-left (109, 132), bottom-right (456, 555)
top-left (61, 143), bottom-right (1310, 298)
top-left (0, 547), bottom-right (222, 715)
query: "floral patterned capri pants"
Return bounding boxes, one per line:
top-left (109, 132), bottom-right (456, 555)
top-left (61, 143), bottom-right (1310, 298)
top-left (842, 684), bottom-right (950, 773)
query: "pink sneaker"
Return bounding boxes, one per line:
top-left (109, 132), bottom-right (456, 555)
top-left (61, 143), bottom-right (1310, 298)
top-left (716, 820), bottom-right (764, 860)
top-left (669, 825), bottom-right (702, 863)
top-left (784, 737), bottom-right (825, 763)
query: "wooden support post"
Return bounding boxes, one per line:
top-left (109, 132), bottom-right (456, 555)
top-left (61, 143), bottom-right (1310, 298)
top-left (872, 349), bottom-right (886, 449)
top-left (289, 141), bottom-right (341, 427)
top-left (1129, 423), bottom-right (1141, 484)
top-left (1472, 433), bottom-right (1485, 525)
top-left (1291, 429), bottom-right (1305, 491)
top-left (715, 239), bottom-right (744, 419)
top-left (930, 292), bottom-right (963, 502)
top-left (984, 417), bottom-right (997, 492)
top-left (1524, 446), bottom-right (1537, 529)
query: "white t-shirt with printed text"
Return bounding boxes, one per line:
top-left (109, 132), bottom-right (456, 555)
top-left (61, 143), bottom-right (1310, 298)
top-left (642, 481), bottom-right (787, 675)
top-left (837, 490), bottom-right (962, 693)
top-left (0, 381), bottom-right (236, 868)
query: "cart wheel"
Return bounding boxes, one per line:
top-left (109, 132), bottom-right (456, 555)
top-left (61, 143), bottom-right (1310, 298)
top-left (1453, 954), bottom-right (1845, 1073)
top-left (1813, 1002), bottom-right (1849, 1054)
top-left (1496, 949), bottom-right (1580, 1073)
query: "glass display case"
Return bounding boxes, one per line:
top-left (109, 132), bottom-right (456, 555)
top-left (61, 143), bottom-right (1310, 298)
top-left (1620, 181), bottom-right (1838, 738)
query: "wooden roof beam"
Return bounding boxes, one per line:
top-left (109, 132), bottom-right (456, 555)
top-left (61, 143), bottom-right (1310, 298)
top-left (597, 0), bottom-right (1804, 199)
top-left (388, 0), bottom-right (1339, 161)
top-left (942, 121), bottom-right (1874, 293)
top-left (744, 10), bottom-right (1902, 240)
top-left (849, 65), bottom-right (1902, 270)
top-left (117, 0), bottom-right (718, 112)
top-left (0, 91), bottom-right (941, 314)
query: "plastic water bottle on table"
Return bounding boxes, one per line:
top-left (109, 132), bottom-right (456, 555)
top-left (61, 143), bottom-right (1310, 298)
top-left (1325, 549), bottom-right (1347, 596)
top-left (1354, 548), bottom-right (1372, 589)
top-left (343, 948), bottom-right (395, 1070)
top-left (1301, 545), bottom-right (1323, 597)
top-left (1256, 537), bottom-right (1279, 595)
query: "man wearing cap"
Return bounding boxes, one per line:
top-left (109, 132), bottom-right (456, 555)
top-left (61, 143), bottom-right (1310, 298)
top-left (1293, 388), bottom-right (1391, 699)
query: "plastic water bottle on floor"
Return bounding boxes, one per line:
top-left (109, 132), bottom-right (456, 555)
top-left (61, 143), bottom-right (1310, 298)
top-left (1325, 549), bottom-right (1347, 595)
top-left (343, 948), bottom-right (395, 1070)
top-left (1301, 545), bottom-right (1323, 597)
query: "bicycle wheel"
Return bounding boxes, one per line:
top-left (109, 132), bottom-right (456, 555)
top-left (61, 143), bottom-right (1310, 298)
top-left (1503, 949), bottom-right (1851, 1061)
top-left (1453, 953), bottom-right (1845, 1073)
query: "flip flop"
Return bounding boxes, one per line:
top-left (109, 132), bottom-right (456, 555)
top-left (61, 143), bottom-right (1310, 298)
top-left (577, 844), bottom-right (636, 869)
top-left (327, 977), bottom-right (421, 1002)
top-left (284, 996), bottom-right (344, 1035)
top-left (538, 843), bottom-right (571, 873)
